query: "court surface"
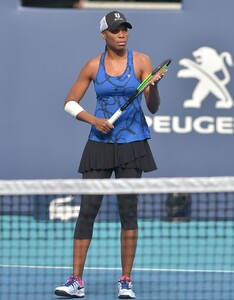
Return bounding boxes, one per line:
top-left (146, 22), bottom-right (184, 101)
top-left (1, 217), bottom-right (234, 300)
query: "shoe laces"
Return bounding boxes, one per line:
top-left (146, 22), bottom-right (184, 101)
top-left (119, 276), bottom-right (131, 289)
top-left (65, 276), bottom-right (84, 287)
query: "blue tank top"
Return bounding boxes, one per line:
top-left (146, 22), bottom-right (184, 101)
top-left (89, 49), bottom-right (151, 143)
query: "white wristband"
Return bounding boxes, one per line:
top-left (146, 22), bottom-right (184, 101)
top-left (64, 101), bottom-right (85, 118)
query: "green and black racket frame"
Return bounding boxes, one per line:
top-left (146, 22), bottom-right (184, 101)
top-left (108, 58), bottom-right (172, 124)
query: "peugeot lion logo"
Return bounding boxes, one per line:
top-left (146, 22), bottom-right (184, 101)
top-left (145, 46), bottom-right (234, 134)
top-left (178, 47), bottom-right (233, 109)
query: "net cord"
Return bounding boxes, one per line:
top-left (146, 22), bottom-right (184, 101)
top-left (0, 177), bottom-right (234, 195)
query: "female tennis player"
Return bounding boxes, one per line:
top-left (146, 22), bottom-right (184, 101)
top-left (55, 11), bottom-right (167, 299)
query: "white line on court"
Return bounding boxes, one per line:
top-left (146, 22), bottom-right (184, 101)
top-left (1, 265), bottom-right (234, 273)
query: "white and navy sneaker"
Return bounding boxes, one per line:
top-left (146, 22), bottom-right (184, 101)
top-left (118, 276), bottom-right (136, 299)
top-left (54, 275), bottom-right (85, 298)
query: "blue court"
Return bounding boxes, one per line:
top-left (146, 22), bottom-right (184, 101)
top-left (1, 216), bottom-right (234, 300)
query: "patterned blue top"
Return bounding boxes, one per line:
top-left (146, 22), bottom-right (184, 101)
top-left (89, 49), bottom-right (151, 143)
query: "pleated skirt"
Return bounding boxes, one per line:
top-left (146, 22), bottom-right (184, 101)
top-left (78, 139), bottom-right (157, 173)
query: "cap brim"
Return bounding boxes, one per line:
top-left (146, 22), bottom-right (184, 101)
top-left (108, 21), bottom-right (132, 31)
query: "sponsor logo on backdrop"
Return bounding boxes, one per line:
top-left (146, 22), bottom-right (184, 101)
top-left (49, 196), bottom-right (80, 221)
top-left (178, 47), bottom-right (233, 109)
top-left (146, 47), bottom-right (234, 134)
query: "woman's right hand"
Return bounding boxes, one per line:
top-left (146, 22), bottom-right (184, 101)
top-left (93, 117), bottom-right (114, 134)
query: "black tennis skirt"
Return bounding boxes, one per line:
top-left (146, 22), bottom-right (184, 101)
top-left (78, 139), bottom-right (157, 173)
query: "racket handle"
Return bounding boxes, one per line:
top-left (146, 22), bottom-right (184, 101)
top-left (108, 109), bottom-right (123, 124)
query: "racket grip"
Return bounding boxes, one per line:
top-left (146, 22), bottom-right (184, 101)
top-left (108, 109), bottom-right (123, 124)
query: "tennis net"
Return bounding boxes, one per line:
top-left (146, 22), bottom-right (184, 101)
top-left (0, 177), bottom-right (234, 300)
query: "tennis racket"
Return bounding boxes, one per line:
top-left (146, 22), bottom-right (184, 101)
top-left (108, 58), bottom-right (172, 124)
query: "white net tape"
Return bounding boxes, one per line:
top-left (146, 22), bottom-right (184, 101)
top-left (0, 176), bottom-right (234, 195)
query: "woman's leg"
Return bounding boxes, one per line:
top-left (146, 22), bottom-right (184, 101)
top-left (73, 169), bottom-right (112, 278)
top-left (115, 168), bottom-right (142, 278)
